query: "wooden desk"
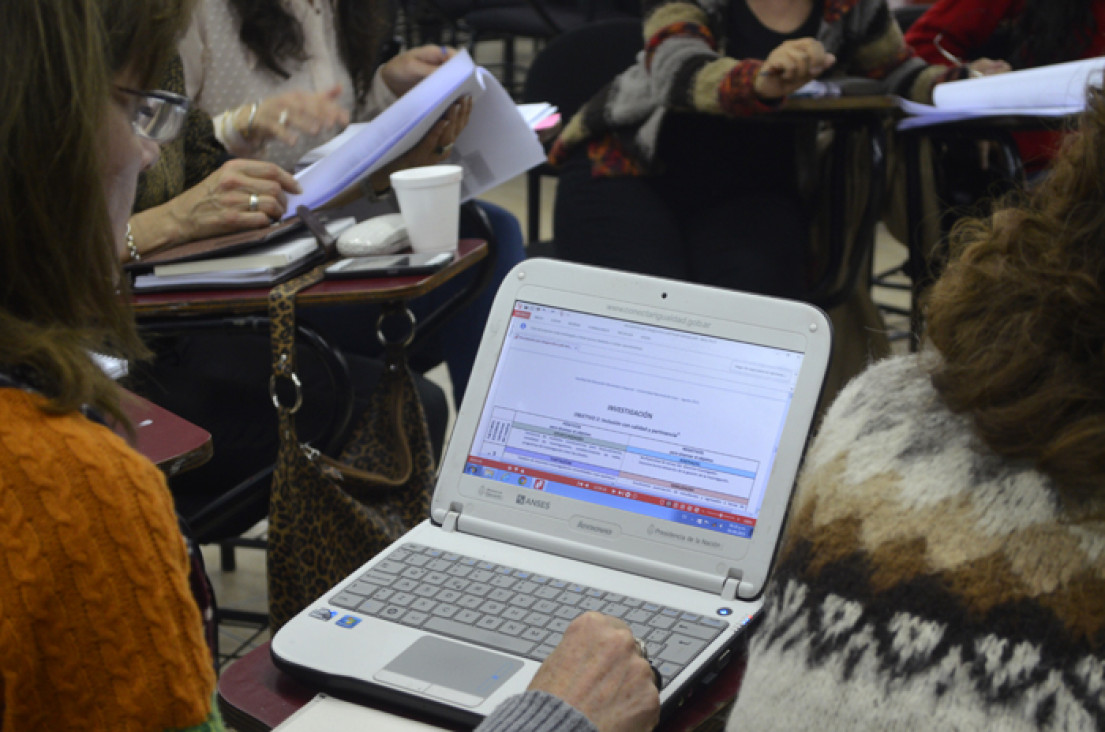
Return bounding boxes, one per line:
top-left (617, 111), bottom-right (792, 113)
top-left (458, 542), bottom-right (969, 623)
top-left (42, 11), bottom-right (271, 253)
top-left (217, 640), bottom-right (747, 732)
top-left (118, 388), bottom-right (213, 475)
top-left (132, 239), bottom-right (488, 319)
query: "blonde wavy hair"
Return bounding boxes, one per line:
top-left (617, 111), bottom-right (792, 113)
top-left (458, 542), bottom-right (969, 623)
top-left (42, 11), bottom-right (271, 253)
top-left (0, 0), bottom-right (191, 426)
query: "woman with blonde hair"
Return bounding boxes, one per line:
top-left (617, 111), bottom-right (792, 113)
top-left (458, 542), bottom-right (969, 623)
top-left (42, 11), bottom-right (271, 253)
top-left (0, 4), bottom-right (660, 727)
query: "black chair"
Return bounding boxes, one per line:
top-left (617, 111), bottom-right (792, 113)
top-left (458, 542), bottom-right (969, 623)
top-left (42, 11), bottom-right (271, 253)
top-left (465, 0), bottom-right (639, 98)
top-left (892, 5), bottom-right (928, 34)
top-left (520, 17), bottom-right (642, 247)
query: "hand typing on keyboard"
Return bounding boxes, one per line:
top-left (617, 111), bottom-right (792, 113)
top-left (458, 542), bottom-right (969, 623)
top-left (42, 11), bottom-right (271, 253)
top-left (527, 612), bottom-right (660, 732)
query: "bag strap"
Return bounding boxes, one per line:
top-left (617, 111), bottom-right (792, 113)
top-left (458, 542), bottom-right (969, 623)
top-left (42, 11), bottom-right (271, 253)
top-left (267, 264), bottom-right (417, 488)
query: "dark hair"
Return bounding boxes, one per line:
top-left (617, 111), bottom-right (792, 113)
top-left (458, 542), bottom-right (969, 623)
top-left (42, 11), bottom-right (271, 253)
top-left (227, 0), bottom-right (395, 108)
top-left (924, 79), bottom-right (1105, 497)
top-left (1006, 0), bottom-right (1098, 68)
top-left (0, 0), bottom-right (190, 426)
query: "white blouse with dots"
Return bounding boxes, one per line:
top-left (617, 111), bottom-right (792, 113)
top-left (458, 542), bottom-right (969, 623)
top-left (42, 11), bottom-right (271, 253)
top-left (179, 0), bottom-right (398, 171)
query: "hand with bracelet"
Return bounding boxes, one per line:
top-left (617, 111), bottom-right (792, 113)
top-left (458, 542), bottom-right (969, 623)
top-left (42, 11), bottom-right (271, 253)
top-left (126, 158), bottom-right (300, 261)
top-left (220, 86), bottom-right (351, 156)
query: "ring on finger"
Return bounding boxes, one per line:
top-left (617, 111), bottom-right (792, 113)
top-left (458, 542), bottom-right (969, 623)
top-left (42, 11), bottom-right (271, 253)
top-left (633, 637), bottom-right (649, 660)
top-left (433, 142), bottom-right (455, 156)
top-left (278, 109), bottom-right (289, 127)
top-left (248, 192), bottom-right (260, 212)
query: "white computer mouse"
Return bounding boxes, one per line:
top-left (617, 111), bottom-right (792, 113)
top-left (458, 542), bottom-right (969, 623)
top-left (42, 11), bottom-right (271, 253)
top-left (336, 213), bottom-right (410, 257)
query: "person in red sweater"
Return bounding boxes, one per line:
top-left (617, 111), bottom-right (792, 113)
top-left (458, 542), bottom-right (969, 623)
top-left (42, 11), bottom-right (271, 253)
top-left (906, 0), bottom-right (1105, 169)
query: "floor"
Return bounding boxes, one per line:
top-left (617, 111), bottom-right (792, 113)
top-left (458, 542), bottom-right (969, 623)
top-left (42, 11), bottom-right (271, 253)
top-left (203, 32), bottom-right (916, 684)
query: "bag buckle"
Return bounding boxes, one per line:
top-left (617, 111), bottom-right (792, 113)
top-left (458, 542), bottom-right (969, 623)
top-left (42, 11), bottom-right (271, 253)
top-left (376, 306), bottom-right (417, 349)
top-left (269, 353), bottom-right (304, 413)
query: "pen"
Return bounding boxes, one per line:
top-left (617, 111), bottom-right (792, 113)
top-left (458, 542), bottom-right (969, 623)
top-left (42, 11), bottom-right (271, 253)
top-left (933, 33), bottom-right (983, 79)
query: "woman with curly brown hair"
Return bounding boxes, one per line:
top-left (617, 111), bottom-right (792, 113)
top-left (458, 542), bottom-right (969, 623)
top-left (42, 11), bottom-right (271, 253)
top-left (725, 80), bottom-right (1105, 730)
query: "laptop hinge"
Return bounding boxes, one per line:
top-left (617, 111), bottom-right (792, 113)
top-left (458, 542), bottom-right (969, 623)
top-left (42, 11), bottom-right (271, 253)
top-left (441, 508), bottom-right (461, 533)
top-left (721, 574), bottom-right (754, 601)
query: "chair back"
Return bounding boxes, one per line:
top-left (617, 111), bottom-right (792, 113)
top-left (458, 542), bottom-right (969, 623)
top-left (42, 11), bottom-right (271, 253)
top-left (892, 5), bottom-right (927, 33)
top-left (521, 18), bottom-right (642, 244)
top-left (522, 17), bottom-right (642, 119)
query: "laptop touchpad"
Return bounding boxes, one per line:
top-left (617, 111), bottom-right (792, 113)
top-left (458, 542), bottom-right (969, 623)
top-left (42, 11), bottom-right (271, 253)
top-left (375, 636), bottom-right (524, 707)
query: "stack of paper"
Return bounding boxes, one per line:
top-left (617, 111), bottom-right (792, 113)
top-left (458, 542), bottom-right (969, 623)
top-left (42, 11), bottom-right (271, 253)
top-left (287, 50), bottom-right (546, 212)
top-left (897, 57), bottom-right (1105, 130)
top-left (151, 237), bottom-right (319, 277)
top-left (132, 218), bottom-right (355, 292)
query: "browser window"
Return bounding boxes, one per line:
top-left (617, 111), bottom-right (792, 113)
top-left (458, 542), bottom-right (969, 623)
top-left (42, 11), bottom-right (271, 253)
top-left (463, 301), bottom-right (804, 539)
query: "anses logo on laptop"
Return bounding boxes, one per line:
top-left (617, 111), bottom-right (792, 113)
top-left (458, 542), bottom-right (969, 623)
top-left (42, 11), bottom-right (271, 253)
top-left (517, 494), bottom-right (551, 510)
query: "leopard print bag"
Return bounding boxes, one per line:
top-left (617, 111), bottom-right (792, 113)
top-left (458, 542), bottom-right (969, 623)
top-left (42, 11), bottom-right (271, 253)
top-left (266, 266), bottom-right (435, 631)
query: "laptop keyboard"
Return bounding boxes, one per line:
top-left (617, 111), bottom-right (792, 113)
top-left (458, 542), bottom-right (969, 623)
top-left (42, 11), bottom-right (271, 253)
top-left (327, 542), bottom-right (729, 688)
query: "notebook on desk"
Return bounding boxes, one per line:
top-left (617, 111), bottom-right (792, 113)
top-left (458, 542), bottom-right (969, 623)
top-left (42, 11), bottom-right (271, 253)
top-left (271, 258), bottom-right (832, 726)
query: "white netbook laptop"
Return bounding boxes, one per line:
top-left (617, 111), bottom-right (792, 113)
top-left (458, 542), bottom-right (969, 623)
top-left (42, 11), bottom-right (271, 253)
top-left (272, 258), bottom-right (832, 726)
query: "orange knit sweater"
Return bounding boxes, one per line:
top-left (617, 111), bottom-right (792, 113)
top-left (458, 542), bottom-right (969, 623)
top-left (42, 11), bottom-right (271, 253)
top-left (0, 389), bottom-right (220, 731)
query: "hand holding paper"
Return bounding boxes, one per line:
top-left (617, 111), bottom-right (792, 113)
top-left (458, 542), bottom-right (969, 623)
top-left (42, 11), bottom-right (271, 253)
top-left (286, 51), bottom-right (545, 214)
top-left (898, 57), bottom-right (1105, 130)
top-left (380, 45), bottom-right (457, 96)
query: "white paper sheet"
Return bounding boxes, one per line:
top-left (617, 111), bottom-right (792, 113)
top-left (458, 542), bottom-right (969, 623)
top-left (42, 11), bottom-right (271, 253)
top-left (286, 51), bottom-right (545, 214)
top-left (896, 100), bottom-right (1080, 130)
top-left (273, 694), bottom-right (449, 731)
top-left (893, 57), bottom-right (1105, 130)
top-left (932, 57), bottom-right (1105, 110)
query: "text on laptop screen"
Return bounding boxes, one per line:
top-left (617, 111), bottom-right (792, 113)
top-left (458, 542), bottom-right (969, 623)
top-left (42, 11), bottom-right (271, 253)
top-left (463, 301), bottom-right (804, 539)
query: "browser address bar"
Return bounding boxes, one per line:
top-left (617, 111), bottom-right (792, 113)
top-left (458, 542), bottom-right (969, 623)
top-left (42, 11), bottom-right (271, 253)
top-left (514, 325), bottom-right (795, 386)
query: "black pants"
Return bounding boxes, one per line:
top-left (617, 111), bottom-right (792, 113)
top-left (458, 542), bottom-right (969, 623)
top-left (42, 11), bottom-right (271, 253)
top-left (553, 114), bottom-right (809, 299)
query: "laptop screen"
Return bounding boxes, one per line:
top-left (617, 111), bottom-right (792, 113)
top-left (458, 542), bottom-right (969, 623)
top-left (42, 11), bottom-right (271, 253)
top-left (462, 300), bottom-right (804, 540)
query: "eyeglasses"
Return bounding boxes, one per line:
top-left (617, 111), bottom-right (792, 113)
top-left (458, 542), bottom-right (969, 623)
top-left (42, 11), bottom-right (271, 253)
top-left (114, 87), bottom-right (191, 143)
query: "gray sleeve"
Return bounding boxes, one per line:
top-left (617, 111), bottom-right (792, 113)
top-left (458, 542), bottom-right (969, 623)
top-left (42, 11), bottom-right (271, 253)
top-left (475, 691), bottom-right (598, 732)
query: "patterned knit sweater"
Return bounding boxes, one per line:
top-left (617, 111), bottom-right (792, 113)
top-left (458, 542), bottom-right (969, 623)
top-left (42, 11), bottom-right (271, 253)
top-left (726, 354), bottom-right (1105, 730)
top-left (0, 390), bottom-right (222, 731)
top-left (549, 0), bottom-right (962, 176)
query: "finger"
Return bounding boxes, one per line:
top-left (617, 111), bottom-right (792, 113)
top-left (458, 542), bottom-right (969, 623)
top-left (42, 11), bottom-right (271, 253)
top-left (241, 191), bottom-right (285, 220)
top-left (814, 52), bottom-right (838, 75)
top-left (454, 96), bottom-right (473, 133)
top-left (777, 51), bottom-right (803, 81)
top-left (411, 44), bottom-right (451, 64)
top-left (261, 193), bottom-right (288, 219)
top-left (234, 162), bottom-right (302, 194)
top-left (244, 177), bottom-right (291, 206)
top-left (430, 115), bottom-right (452, 149)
